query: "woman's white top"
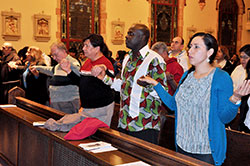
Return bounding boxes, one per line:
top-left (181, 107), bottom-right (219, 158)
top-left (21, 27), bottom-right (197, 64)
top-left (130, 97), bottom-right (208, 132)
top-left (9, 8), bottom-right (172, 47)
top-left (244, 98), bottom-right (250, 129)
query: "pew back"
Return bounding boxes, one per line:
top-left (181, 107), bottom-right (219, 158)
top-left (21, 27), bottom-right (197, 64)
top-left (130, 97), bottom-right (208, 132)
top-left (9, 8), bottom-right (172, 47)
top-left (0, 97), bottom-right (212, 166)
top-left (159, 114), bottom-right (250, 166)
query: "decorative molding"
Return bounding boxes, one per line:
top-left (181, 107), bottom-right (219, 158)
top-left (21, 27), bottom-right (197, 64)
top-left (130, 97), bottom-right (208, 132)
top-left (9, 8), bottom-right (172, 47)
top-left (33, 12), bottom-right (51, 42)
top-left (216, 0), bottom-right (245, 14)
top-left (1, 8), bottom-right (21, 41)
top-left (247, 8), bottom-right (250, 30)
top-left (205, 27), bottom-right (214, 35)
top-left (187, 25), bottom-right (197, 39)
top-left (111, 19), bottom-right (125, 45)
top-left (216, 0), bottom-right (245, 54)
top-left (100, 0), bottom-right (107, 40)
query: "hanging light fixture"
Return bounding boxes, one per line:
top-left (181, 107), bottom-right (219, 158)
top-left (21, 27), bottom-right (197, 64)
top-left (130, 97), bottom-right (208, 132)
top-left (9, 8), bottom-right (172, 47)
top-left (198, 0), bottom-right (206, 11)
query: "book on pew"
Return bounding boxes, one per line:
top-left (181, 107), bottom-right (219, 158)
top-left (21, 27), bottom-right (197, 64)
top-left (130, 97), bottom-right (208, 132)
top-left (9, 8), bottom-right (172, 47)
top-left (33, 121), bottom-right (46, 126)
top-left (79, 141), bottom-right (117, 153)
top-left (0, 104), bottom-right (17, 108)
top-left (116, 161), bottom-right (151, 166)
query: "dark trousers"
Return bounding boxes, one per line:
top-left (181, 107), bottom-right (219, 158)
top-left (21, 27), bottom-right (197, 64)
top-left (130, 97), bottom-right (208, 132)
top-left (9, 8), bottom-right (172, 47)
top-left (118, 128), bottom-right (159, 145)
top-left (177, 145), bottom-right (215, 165)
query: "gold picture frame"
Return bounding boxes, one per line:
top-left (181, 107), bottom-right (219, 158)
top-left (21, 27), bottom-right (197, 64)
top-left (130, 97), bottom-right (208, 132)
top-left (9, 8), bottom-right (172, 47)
top-left (34, 13), bottom-right (51, 42)
top-left (1, 9), bottom-right (21, 41)
top-left (111, 19), bottom-right (125, 45)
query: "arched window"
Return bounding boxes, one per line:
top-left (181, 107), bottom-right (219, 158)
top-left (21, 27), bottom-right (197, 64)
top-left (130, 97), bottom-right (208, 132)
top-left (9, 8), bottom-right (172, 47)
top-left (61, 0), bottom-right (99, 50)
top-left (218, 0), bottom-right (238, 54)
top-left (151, 0), bottom-right (178, 45)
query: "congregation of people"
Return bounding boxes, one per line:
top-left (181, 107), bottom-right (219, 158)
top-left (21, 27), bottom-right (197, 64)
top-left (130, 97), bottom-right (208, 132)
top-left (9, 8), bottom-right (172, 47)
top-left (1, 23), bottom-right (250, 165)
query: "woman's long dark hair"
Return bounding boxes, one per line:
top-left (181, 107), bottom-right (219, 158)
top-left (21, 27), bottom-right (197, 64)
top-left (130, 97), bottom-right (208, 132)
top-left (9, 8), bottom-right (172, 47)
top-left (179, 32), bottom-right (218, 86)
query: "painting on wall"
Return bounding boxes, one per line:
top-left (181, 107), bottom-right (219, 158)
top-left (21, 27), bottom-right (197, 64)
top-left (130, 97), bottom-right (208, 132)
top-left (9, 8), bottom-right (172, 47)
top-left (1, 9), bottom-right (21, 41)
top-left (34, 13), bottom-right (51, 42)
top-left (111, 19), bottom-right (125, 45)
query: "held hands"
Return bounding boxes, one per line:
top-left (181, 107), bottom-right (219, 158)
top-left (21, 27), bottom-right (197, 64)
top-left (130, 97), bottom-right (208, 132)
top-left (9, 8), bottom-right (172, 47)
top-left (91, 64), bottom-right (107, 80)
top-left (8, 61), bottom-right (18, 69)
top-left (230, 80), bottom-right (250, 103)
top-left (60, 58), bottom-right (71, 74)
top-left (166, 72), bottom-right (174, 81)
top-left (29, 66), bottom-right (39, 77)
top-left (137, 75), bottom-right (158, 87)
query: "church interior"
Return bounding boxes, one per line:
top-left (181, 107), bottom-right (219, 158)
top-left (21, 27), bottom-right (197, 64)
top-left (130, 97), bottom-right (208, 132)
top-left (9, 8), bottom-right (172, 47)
top-left (0, 0), bottom-right (250, 166)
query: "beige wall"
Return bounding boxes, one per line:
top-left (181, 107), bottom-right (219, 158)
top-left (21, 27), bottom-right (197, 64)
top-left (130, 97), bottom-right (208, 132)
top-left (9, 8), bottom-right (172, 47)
top-left (1, 0), bottom-right (250, 57)
top-left (183, 0), bottom-right (250, 51)
top-left (105, 0), bottom-right (150, 56)
top-left (183, 0), bottom-right (218, 46)
top-left (0, 0), bottom-right (58, 55)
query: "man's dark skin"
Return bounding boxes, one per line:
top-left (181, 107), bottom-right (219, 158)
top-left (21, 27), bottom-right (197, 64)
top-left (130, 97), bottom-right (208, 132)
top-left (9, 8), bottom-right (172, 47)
top-left (125, 24), bottom-right (152, 86)
top-left (92, 24), bottom-right (151, 79)
top-left (125, 24), bottom-right (150, 60)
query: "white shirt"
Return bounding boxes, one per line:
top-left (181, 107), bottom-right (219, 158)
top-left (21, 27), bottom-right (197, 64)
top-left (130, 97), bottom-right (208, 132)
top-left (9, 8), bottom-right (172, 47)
top-left (231, 65), bottom-right (247, 90)
top-left (42, 53), bottom-right (51, 66)
top-left (244, 98), bottom-right (250, 130)
top-left (217, 59), bottom-right (227, 68)
top-left (169, 50), bottom-right (190, 72)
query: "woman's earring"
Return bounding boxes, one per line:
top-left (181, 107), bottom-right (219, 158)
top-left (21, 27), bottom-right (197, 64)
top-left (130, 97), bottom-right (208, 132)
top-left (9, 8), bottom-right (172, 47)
top-left (206, 58), bottom-right (210, 63)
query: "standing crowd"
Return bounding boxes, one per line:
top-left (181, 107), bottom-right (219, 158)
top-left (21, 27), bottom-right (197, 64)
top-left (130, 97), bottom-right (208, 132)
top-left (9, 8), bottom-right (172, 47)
top-left (0, 23), bottom-right (250, 165)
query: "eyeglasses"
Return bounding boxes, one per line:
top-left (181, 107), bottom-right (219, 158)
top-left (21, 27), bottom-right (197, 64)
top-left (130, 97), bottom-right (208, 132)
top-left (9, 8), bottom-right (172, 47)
top-left (50, 51), bottom-right (59, 58)
top-left (2, 47), bottom-right (10, 50)
top-left (239, 55), bottom-right (250, 59)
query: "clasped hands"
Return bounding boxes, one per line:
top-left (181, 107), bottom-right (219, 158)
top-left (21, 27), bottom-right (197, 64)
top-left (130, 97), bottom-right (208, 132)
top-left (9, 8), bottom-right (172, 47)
top-left (60, 58), bottom-right (106, 80)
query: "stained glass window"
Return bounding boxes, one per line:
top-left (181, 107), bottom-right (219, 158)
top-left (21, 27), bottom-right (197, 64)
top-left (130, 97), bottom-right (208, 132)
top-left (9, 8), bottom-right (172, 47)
top-left (218, 0), bottom-right (238, 54)
top-left (61, 0), bottom-right (99, 50)
top-left (151, 0), bottom-right (177, 45)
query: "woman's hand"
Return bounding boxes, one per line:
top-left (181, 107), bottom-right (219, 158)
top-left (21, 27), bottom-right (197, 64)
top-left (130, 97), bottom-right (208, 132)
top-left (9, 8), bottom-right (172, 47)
top-left (137, 75), bottom-right (158, 87)
top-left (230, 80), bottom-right (250, 103)
top-left (60, 58), bottom-right (71, 74)
top-left (8, 61), bottom-right (18, 69)
top-left (29, 66), bottom-right (39, 77)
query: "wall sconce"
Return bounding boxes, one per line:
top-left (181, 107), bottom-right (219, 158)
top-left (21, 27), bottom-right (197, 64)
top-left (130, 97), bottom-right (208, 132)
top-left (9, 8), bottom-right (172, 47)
top-left (198, 0), bottom-right (206, 11)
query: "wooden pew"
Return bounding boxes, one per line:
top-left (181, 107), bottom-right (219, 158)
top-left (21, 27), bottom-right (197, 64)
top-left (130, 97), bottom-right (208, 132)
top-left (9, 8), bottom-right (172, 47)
top-left (0, 97), bottom-right (212, 166)
top-left (16, 97), bottom-right (65, 120)
top-left (226, 112), bottom-right (240, 130)
top-left (87, 102), bottom-right (250, 165)
top-left (159, 114), bottom-right (250, 166)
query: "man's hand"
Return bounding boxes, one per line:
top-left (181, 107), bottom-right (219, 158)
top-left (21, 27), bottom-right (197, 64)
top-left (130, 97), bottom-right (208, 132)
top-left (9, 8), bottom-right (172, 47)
top-left (91, 64), bottom-right (107, 80)
top-left (60, 58), bottom-right (71, 74)
top-left (8, 61), bottom-right (18, 69)
top-left (166, 72), bottom-right (174, 81)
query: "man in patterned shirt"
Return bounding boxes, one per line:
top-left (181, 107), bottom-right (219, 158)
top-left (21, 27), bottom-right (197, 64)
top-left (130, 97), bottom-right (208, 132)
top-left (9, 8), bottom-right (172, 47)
top-left (92, 24), bottom-right (168, 144)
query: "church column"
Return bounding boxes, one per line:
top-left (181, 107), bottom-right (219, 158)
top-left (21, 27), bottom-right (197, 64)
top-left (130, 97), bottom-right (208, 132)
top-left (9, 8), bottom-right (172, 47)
top-left (100, 0), bottom-right (107, 41)
top-left (177, 0), bottom-right (185, 37)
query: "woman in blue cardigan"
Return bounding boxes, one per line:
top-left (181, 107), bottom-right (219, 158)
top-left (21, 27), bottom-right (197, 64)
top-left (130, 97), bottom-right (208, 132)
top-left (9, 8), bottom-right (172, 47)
top-left (139, 32), bottom-right (250, 165)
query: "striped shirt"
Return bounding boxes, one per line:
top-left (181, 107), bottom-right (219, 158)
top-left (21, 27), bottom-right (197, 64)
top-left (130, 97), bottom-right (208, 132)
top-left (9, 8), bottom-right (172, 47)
top-left (175, 69), bottom-right (215, 154)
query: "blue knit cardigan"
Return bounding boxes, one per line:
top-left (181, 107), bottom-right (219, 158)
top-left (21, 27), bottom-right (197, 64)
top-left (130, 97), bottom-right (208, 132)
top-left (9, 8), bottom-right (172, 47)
top-left (154, 68), bottom-right (240, 165)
